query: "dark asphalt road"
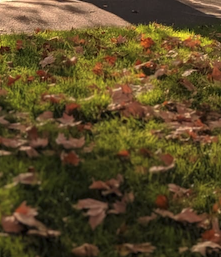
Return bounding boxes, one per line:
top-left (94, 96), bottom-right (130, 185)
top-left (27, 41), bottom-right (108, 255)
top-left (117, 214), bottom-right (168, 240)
top-left (81, 0), bottom-right (221, 26)
top-left (0, 0), bottom-right (220, 34)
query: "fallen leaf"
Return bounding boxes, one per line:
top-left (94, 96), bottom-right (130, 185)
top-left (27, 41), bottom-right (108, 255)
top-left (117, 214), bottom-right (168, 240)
top-left (74, 199), bottom-right (108, 230)
top-left (1, 216), bottom-right (24, 233)
top-left (13, 169), bottom-right (38, 185)
top-left (36, 111), bottom-right (54, 122)
top-left (29, 138), bottom-right (48, 148)
top-left (155, 195), bottom-right (168, 209)
top-left (39, 55), bottom-right (55, 68)
top-left (56, 133), bottom-right (85, 149)
top-left (180, 78), bottom-right (197, 92)
top-left (191, 241), bottom-right (221, 257)
top-left (211, 66), bottom-right (221, 81)
top-left (65, 102), bottom-right (80, 115)
top-left (7, 75), bottom-right (21, 86)
top-left (155, 208), bottom-right (206, 224)
top-left (168, 183), bottom-right (191, 198)
top-left (72, 243), bottom-right (99, 257)
top-left (92, 62), bottom-right (103, 76)
top-left (149, 162), bottom-right (175, 173)
top-left (138, 213), bottom-right (157, 225)
top-left (116, 242), bottom-right (156, 256)
top-left (61, 151), bottom-right (80, 166)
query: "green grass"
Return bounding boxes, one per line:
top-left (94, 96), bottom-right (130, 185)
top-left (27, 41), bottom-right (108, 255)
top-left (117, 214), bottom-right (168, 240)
top-left (1, 23), bottom-right (221, 257)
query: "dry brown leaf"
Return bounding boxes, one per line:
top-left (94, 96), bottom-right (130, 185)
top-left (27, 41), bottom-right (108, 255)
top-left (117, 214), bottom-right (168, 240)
top-left (36, 111), bottom-right (54, 122)
top-left (212, 66), bottom-right (221, 81)
top-left (0, 150), bottom-right (12, 156)
top-left (0, 116), bottom-right (9, 126)
top-left (29, 138), bottom-right (48, 148)
top-left (116, 242), bottom-right (156, 256)
top-left (149, 162), bottom-right (175, 173)
top-left (74, 199), bottom-right (108, 230)
top-left (39, 55), bottom-right (55, 68)
top-left (61, 151), bottom-right (80, 166)
top-left (180, 78), bottom-right (197, 92)
top-left (13, 171), bottom-right (38, 185)
top-left (75, 199), bottom-right (108, 210)
top-left (0, 137), bottom-right (27, 148)
top-left (57, 112), bottom-right (74, 125)
top-left (191, 241), bottom-right (221, 257)
top-left (19, 146), bottom-right (39, 158)
top-left (56, 133), bottom-right (85, 149)
top-left (1, 216), bottom-right (24, 233)
top-left (138, 213), bottom-right (157, 225)
top-left (72, 243), bottom-right (99, 257)
top-left (155, 208), bottom-right (206, 224)
top-left (168, 183), bottom-right (191, 198)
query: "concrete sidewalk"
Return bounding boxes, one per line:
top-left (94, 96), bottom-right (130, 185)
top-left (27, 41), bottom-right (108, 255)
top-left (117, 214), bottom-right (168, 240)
top-left (0, 0), bottom-right (220, 34)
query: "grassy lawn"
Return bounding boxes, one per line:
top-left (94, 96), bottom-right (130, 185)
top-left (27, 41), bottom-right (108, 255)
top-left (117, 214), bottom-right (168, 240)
top-left (1, 23), bottom-right (221, 257)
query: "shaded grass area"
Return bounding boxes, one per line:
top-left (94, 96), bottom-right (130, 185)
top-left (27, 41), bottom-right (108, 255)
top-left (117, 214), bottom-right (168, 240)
top-left (0, 23), bottom-right (221, 257)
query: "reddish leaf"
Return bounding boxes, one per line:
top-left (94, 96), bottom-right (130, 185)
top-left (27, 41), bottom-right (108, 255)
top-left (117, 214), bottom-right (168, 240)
top-left (160, 153), bottom-right (174, 166)
top-left (117, 150), bottom-right (130, 158)
top-left (92, 62), bottom-right (103, 76)
top-left (15, 201), bottom-right (38, 216)
top-left (183, 37), bottom-right (201, 48)
top-left (16, 40), bottom-right (23, 50)
top-left (211, 66), bottom-right (221, 81)
top-left (155, 195), bottom-right (168, 209)
top-left (104, 55), bottom-right (117, 66)
top-left (140, 35), bottom-right (155, 49)
top-left (121, 102), bottom-right (148, 119)
top-left (61, 151), bottom-right (80, 166)
top-left (65, 102), bottom-right (80, 115)
top-left (120, 84), bottom-right (132, 94)
top-left (1, 216), bottom-right (24, 233)
top-left (7, 75), bottom-right (21, 86)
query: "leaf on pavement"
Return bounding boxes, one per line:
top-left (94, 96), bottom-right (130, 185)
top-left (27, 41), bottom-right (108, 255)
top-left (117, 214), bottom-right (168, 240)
top-left (72, 243), bottom-right (99, 257)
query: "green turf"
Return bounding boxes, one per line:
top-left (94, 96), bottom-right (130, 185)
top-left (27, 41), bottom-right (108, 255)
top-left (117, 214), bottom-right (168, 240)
top-left (0, 23), bottom-right (221, 257)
